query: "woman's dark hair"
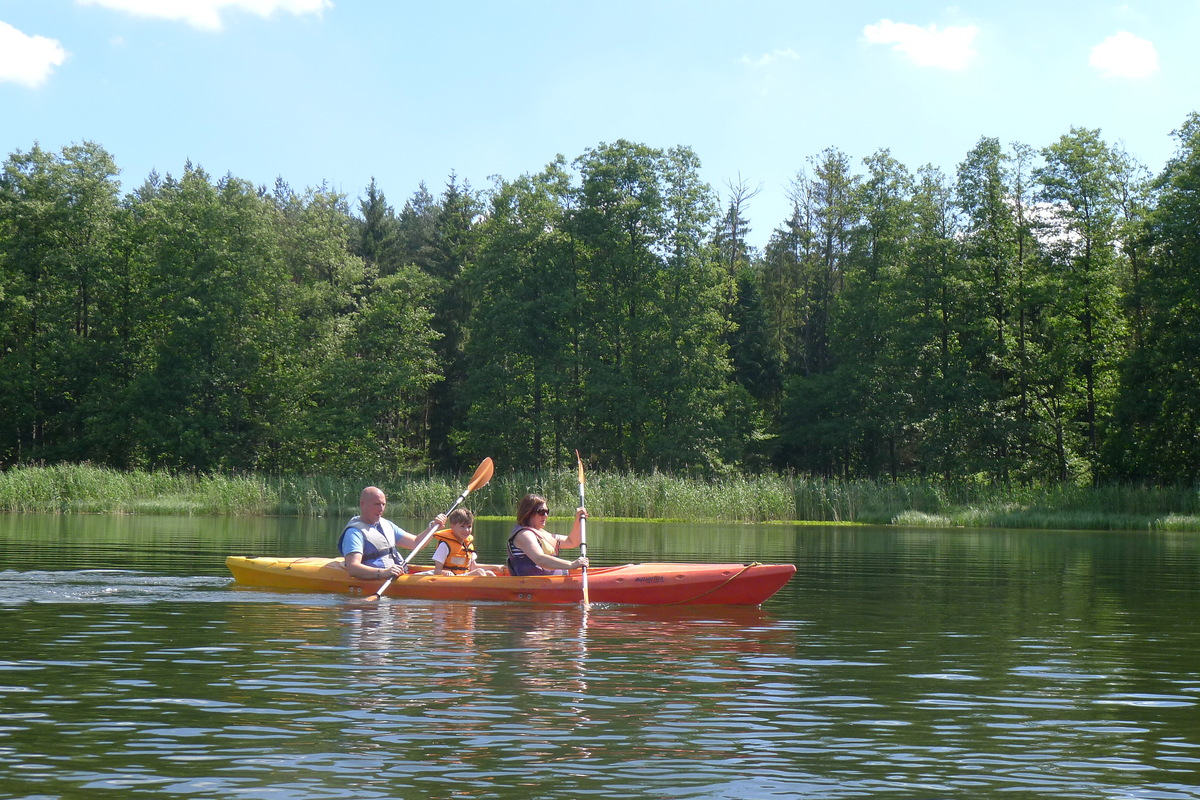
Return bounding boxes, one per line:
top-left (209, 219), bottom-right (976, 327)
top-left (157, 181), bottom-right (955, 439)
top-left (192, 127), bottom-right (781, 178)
top-left (516, 493), bottom-right (548, 527)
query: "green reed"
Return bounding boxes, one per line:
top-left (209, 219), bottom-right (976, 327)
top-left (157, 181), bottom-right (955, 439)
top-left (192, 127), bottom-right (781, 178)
top-left (1, 464), bottom-right (1198, 531)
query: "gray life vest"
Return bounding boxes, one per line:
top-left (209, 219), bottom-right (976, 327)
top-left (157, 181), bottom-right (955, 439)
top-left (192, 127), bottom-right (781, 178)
top-left (338, 517), bottom-right (402, 567)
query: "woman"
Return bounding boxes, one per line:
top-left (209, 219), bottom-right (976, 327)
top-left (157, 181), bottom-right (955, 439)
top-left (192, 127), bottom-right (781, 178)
top-left (506, 493), bottom-right (589, 576)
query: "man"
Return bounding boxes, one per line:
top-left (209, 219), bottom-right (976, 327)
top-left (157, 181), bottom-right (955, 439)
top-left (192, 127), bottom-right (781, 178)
top-left (338, 486), bottom-right (446, 580)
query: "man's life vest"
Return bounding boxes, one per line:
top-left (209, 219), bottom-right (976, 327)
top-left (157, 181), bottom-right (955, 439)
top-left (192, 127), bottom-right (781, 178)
top-left (337, 517), bottom-right (402, 568)
top-left (433, 529), bottom-right (476, 574)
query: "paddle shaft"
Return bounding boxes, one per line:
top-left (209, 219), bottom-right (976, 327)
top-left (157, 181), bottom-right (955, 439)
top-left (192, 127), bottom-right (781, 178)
top-left (366, 458), bottom-right (494, 601)
top-left (576, 450), bottom-right (589, 607)
top-left (401, 485), bottom-right (472, 569)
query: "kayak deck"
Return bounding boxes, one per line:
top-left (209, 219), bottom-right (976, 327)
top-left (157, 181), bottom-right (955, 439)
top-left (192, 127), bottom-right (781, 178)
top-left (225, 556), bottom-right (795, 606)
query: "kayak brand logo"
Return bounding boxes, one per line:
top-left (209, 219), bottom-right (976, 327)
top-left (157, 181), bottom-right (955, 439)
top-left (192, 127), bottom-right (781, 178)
top-left (633, 576), bottom-right (665, 584)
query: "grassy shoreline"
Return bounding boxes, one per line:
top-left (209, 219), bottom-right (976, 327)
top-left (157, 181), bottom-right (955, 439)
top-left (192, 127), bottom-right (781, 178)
top-left (1, 463), bottom-right (1198, 531)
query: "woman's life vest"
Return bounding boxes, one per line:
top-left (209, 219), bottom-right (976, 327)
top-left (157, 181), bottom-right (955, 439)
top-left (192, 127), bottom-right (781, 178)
top-left (337, 517), bottom-right (402, 568)
top-left (433, 529), bottom-right (476, 574)
top-left (506, 525), bottom-right (561, 576)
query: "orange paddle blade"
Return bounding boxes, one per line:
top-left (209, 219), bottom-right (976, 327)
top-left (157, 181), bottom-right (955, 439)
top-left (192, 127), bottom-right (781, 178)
top-left (469, 457), bottom-right (494, 493)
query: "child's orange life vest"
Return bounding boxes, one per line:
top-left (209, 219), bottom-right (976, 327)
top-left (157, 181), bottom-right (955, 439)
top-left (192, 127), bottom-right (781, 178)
top-left (433, 529), bottom-right (476, 574)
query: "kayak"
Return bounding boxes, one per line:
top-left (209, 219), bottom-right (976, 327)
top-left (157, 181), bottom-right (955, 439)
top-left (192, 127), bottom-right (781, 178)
top-left (226, 556), bottom-right (795, 606)
top-left (225, 556), bottom-right (796, 606)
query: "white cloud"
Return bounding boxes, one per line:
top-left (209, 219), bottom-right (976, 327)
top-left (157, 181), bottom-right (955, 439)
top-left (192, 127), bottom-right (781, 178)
top-left (863, 19), bottom-right (979, 70)
top-left (75, 0), bottom-right (333, 32)
top-left (0, 21), bottom-right (68, 88)
top-left (1089, 31), bottom-right (1158, 79)
top-left (741, 48), bottom-right (800, 68)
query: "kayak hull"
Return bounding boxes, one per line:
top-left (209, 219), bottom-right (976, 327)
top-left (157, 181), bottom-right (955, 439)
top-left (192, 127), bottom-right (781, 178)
top-left (225, 556), bottom-right (795, 606)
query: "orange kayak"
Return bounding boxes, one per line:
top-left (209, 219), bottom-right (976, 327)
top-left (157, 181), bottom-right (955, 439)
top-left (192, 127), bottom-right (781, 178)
top-left (225, 556), bottom-right (795, 606)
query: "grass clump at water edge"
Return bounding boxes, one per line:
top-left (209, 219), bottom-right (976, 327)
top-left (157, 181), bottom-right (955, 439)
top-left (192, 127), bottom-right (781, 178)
top-left (1, 464), bottom-right (1199, 531)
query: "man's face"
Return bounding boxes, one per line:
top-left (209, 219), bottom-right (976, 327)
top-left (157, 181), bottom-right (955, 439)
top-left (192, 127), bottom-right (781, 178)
top-left (361, 491), bottom-right (386, 523)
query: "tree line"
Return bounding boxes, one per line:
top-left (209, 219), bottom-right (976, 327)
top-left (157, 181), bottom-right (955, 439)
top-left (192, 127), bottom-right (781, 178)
top-left (2, 115), bottom-right (1199, 484)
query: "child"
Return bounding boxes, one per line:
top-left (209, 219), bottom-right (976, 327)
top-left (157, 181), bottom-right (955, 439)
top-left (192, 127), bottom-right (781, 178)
top-left (431, 509), bottom-right (501, 577)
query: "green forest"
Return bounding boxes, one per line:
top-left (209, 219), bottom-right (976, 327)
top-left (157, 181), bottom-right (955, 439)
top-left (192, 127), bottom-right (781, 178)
top-left (2, 113), bottom-right (1199, 485)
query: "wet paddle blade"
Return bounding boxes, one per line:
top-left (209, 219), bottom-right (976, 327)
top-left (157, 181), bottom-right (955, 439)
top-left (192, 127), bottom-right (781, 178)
top-left (364, 576), bottom-right (393, 602)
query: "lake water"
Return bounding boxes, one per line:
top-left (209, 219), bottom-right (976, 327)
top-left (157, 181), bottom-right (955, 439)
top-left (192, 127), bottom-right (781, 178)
top-left (1, 514), bottom-right (1198, 799)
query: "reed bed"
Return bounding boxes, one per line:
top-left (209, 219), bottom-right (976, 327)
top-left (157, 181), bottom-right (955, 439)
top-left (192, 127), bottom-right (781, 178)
top-left (1, 464), bottom-right (1199, 531)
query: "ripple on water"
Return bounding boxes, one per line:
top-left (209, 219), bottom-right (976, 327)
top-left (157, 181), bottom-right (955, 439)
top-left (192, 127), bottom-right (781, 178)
top-left (3, 527), bottom-right (1200, 800)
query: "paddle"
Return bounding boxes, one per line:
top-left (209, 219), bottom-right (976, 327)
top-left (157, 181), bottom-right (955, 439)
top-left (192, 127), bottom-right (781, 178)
top-left (576, 449), bottom-right (589, 607)
top-left (365, 457), bottom-right (495, 601)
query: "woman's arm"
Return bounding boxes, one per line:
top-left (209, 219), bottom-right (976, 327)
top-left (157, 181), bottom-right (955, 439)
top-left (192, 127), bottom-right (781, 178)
top-left (559, 507), bottom-right (588, 549)
top-left (512, 529), bottom-right (586, 571)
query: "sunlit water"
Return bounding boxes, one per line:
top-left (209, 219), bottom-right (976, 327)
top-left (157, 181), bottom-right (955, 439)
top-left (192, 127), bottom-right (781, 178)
top-left (1, 514), bottom-right (1198, 799)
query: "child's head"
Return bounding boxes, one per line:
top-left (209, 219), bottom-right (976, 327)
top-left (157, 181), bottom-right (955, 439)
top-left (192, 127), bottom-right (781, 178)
top-left (447, 508), bottom-right (474, 533)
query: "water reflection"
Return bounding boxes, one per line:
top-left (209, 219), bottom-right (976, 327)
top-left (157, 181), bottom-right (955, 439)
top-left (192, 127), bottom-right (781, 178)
top-left (3, 516), bottom-right (1200, 799)
top-left (294, 599), bottom-right (809, 797)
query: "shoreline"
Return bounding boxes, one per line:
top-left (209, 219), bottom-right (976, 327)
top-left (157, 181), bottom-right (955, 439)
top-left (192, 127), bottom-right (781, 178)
top-left (2, 464), bottom-right (1198, 532)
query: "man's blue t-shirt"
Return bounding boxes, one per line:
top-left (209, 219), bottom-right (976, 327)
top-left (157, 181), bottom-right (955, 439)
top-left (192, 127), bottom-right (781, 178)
top-left (338, 518), bottom-right (409, 568)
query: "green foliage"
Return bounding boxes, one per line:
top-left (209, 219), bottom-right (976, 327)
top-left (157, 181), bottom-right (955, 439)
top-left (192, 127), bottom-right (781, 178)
top-left (0, 116), bottom-right (1196, 487)
top-left (1035, 128), bottom-right (1129, 478)
top-left (461, 142), bottom-right (735, 474)
top-left (0, 142), bottom-right (123, 465)
top-left (766, 129), bottom-right (1147, 486)
top-left (457, 158), bottom-right (577, 467)
top-left (1104, 112), bottom-right (1200, 482)
top-left (5, 465), bottom-right (1199, 532)
top-left (305, 267), bottom-right (442, 475)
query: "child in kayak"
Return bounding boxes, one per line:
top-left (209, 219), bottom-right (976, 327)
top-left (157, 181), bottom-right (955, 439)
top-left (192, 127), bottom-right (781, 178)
top-left (340, 485), bottom-right (446, 581)
top-left (431, 509), bottom-right (501, 576)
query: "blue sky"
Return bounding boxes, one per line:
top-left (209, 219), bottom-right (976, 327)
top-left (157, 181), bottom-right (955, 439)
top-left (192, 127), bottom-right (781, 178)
top-left (3, 1), bottom-right (1197, 249)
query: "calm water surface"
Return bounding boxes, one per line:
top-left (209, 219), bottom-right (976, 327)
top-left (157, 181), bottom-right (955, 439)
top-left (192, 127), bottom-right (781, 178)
top-left (1, 514), bottom-right (1198, 799)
